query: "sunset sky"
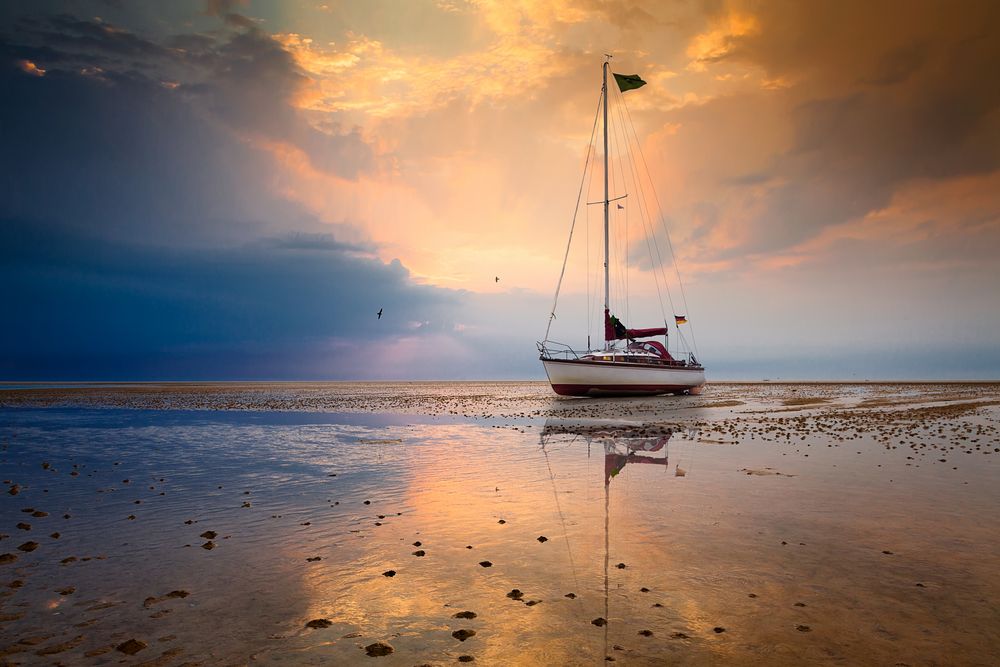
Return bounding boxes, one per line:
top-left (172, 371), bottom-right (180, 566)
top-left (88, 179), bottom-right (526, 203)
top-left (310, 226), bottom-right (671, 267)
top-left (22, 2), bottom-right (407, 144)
top-left (2, 0), bottom-right (999, 380)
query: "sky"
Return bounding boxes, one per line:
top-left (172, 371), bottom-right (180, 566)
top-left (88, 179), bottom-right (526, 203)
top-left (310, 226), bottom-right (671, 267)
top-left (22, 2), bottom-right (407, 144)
top-left (2, 0), bottom-right (999, 381)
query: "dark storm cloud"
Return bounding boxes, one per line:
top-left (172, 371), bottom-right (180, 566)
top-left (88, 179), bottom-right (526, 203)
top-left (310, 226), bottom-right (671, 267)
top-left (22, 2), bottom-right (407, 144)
top-left (0, 218), bottom-right (460, 380)
top-left (1, 11), bottom-right (374, 181)
top-left (687, 0), bottom-right (1000, 259)
top-left (0, 8), bottom-right (445, 379)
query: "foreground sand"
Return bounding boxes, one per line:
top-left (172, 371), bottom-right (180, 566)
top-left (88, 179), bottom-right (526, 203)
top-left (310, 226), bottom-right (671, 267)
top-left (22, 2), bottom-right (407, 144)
top-left (1, 382), bottom-right (998, 665)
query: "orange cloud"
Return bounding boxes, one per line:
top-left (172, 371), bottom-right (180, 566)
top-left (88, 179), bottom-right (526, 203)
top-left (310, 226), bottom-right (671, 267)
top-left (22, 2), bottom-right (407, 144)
top-left (18, 59), bottom-right (46, 77)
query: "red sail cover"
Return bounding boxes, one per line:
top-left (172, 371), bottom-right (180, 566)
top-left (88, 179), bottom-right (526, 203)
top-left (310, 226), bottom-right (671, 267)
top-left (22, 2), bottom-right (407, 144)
top-left (604, 309), bottom-right (668, 340)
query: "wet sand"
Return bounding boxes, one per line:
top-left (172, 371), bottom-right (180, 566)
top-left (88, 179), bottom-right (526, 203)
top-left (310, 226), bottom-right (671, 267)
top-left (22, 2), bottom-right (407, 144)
top-left (1, 382), bottom-right (999, 665)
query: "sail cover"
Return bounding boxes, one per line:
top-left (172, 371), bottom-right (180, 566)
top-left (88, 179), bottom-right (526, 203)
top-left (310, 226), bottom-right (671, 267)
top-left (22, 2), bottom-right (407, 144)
top-left (604, 309), bottom-right (668, 341)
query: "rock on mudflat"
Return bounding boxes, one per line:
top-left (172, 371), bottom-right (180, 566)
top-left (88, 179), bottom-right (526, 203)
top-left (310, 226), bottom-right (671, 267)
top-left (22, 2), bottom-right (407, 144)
top-left (17, 541), bottom-right (39, 552)
top-left (478, 561), bottom-right (492, 568)
top-left (306, 619), bottom-right (333, 629)
top-left (200, 531), bottom-right (217, 539)
top-left (506, 589), bottom-right (523, 600)
top-left (592, 618), bottom-right (607, 627)
top-left (364, 641), bottom-right (393, 657)
top-left (452, 629), bottom-right (476, 641)
top-left (116, 639), bottom-right (147, 655)
top-left (383, 570), bottom-right (396, 577)
top-left (452, 611), bottom-right (477, 619)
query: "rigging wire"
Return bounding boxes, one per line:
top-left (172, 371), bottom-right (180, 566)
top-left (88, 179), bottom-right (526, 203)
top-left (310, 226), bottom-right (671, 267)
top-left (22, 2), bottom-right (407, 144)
top-left (587, 120), bottom-right (603, 349)
top-left (610, 94), bottom-right (632, 328)
top-left (544, 89), bottom-right (603, 343)
top-left (611, 83), bottom-right (675, 332)
top-left (619, 94), bottom-right (701, 359)
top-left (541, 442), bottom-right (580, 592)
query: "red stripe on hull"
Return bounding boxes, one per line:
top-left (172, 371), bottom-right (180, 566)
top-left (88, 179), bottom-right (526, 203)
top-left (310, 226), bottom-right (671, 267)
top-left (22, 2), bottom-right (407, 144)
top-left (551, 383), bottom-right (697, 397)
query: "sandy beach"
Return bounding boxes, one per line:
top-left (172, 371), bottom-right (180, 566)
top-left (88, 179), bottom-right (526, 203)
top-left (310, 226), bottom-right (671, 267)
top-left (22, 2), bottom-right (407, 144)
top-left (1, 382), bottom-right (999, 665)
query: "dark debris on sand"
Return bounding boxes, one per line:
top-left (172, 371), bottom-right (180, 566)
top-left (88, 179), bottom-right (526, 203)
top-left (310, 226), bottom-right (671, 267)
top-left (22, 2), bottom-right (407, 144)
top-left (364, 641), bottom-right (393, 656)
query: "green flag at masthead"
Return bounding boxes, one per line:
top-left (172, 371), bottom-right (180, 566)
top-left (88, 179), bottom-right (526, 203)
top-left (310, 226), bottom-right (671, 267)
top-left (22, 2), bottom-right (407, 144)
top-left (613, 73), bottom-right (646, 92)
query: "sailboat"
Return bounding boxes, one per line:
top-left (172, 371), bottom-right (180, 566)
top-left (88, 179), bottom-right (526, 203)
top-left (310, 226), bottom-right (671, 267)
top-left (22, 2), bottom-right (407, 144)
top-left (538, 58), bottom-right (706, 397)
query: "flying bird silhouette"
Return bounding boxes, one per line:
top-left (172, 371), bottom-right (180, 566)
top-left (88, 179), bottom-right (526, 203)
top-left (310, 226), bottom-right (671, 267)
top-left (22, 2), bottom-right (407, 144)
top-left (377, 308), bottom-right (383, 320)
top-left (495, 276), bottom-right (500, 283)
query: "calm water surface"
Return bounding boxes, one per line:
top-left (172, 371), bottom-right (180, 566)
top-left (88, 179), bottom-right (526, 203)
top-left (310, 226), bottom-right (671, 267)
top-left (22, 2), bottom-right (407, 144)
top-left (1, 383), bottom-right (999, 665)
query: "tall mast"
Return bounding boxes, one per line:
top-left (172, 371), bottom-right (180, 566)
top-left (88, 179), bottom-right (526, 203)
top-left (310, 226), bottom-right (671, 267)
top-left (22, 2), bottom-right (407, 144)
top-left (602, 57), bottom-right (610, 348)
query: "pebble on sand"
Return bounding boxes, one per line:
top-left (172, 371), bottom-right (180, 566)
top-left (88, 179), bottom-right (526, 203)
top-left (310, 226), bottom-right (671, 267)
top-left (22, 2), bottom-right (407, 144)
top-left (537, 536), bottom-right (548, 542)
top-left (116, 639), bottom-right (147, 655)
top-left (306, 556), bottom-right (322, 562)
top-left (306, 619), bottom-right (333, 629)
top-left (713, 627), bottom-right (726, 633)
top-left (364, 641), bottom-right (393, 656)
top-left (413, 550), bottom-right (426, 557)
top-left (479, 561), bottom-right (492, 567)
top-left (796, 624), bottom-right (811, 632)
top-left (17, 541), bottom-right (39, 552)
top-left (383, 570), bottom-right (396, 577)
top-left (200, 531), bottom-right (217, 539)
top-left (638, 630), bottom-right (653, 637)
top-left (201, 541), bottom-right (215, 550)
top-left (616, 563), bottom-right (626, 569)
top-left (458, 655), bottom-right (475, 662)
top-left (506, 589), bottom-right (523, 600)
top-left (452, 629), bottom-right (476, 641)
top-left (453, 611), bottom-right (477, 619)
top-left (16, 523), bottom-right (30, 530)
top-left (592, 618), bottom-right (607, 626)
top-left (564, 593), bottom-right (577, 599)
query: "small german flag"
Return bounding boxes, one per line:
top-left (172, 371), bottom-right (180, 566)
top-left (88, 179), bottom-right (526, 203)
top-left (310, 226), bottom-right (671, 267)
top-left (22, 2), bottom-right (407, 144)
top-left (674, 315), bottom-right (688, 325)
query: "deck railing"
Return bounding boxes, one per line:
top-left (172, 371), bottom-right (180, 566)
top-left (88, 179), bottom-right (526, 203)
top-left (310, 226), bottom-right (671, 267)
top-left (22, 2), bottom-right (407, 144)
top-left (539, 341), bottom-right (702, 368)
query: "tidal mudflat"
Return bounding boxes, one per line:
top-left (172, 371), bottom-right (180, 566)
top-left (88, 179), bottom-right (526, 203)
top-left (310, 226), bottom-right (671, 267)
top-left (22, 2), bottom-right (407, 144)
top-left (1, 382), bottom-right (999, 665)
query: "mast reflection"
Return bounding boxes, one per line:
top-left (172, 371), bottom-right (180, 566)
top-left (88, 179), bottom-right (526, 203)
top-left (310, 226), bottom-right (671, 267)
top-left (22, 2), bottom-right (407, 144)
top-left (540, 419), bottom-right (675, 663)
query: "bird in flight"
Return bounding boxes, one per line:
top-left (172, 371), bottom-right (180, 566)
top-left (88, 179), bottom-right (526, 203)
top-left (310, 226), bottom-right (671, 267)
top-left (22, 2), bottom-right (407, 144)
top-left (377, 308), bottom-right (383, 320)
top-left (495, 276), bottom-right (500, 283)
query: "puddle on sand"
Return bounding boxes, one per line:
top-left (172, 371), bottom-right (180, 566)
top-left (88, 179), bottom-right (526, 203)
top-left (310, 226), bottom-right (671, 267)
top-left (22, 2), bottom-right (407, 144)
top-left (0, 386), bottom-right (999, 665)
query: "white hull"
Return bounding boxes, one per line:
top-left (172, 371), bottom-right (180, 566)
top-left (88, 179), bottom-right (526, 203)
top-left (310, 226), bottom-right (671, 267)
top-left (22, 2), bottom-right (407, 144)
top-left (541, 358), bottom-right (705, 396)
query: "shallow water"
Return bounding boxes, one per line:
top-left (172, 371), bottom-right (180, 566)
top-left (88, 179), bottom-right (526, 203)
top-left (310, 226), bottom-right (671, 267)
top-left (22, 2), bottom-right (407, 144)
top-left (1, 383), bottom-right (999, 665)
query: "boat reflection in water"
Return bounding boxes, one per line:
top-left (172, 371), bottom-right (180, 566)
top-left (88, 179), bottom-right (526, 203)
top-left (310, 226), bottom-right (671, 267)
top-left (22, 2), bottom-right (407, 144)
top-left (540, 419), bottom-right (677, 662)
